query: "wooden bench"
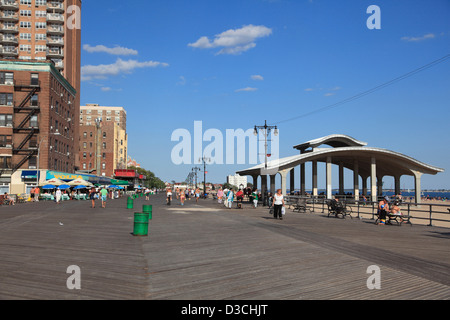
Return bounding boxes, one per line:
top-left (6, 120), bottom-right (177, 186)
top-left (375, 212), bottom-right (412, 226)
top-left (327, 200), bottom-right (353, 219)
top-left (292, 198), bottom-right (310, 213)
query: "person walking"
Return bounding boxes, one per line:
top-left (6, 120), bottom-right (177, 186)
top-left (273, 189), bottom-right (285, 220)
top-left (180, 189), bottom-right (185, 206)
top-left (55, 188), bottom-right (62, 205)
top-left (252, 188), bottom-right (259, 208)
top-left (34, 186), bottom-right (40, 202)
top-left (217, 188), bottom-right (224, 204)
top-left (89, 187), bottom-right (96, 208)
top-left (100, 186), bottom-right (108, 208)
top-left (195, 188), bottom-right (200, 203)
top-left (166, 188), bottom-right (172, 206)
top-left (227, 188), bottom-right (235, 209)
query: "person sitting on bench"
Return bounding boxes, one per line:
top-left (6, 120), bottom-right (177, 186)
top-left (4, 192), bottom-right (14, 206)
top-left (378, 196), bottom-right (390, 225)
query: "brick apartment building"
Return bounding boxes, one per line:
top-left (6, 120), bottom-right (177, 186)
top-left (79, 104), bottom-right (128, 178)
top-left (0, 0), bottom-right (81, 190)
top-left (0, 60), bottom-right (76, 185)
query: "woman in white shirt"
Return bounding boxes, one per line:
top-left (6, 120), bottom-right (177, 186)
top-left (273, 189), bottom-right (285, 220)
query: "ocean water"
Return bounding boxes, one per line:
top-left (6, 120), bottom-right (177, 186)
top-left (287, 190), bottom-right (450, 200)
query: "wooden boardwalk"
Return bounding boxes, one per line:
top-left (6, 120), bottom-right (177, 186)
top-left (0, 194), bottom-right (449, 300)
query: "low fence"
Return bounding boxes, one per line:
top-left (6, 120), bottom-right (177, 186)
top-left (285, 195), bottom-right (450, 228)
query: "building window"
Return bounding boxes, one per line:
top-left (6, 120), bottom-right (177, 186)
top-left (30, 116), bottom-right (38, 128)
top-left (0, 135), bottom-right (12, 147)
top-left (83, 132), bottom-right (87, 138)
top-left (102, 163), bottom-right (106, 170)
top-left (82, 163), bottom-right (86, 170)
top-left (0, 93), bottom-right (13, 106)
top-left (0, 115), bottom-right (13, 127)
top-left (102, 142), bottom-right (106, 149)
top-left (0, 72), bottom-right (14, 85)
top-left (28, 157), bottom-right (37, 169)
top-left (0, 156), bottom-right (12, 169)
top-left (103, 132), bottom-right (106, 138)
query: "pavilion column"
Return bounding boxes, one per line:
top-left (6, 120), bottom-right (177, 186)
top-left (290, 169), bottom-right (295, 195)
top-left (269, 174), bottom-right (276, 194)
top-left (300, 163), bottom-right (306, 195)
top-left (326, 156), bottom-right (332, 200)
top-left (251, 174), bottom-right (259, 190)
top-left (412, 170), bottom-right (423, 204)
top-left (377, 175), bottom-right (383, 197)
top-left (339, 162), bottom-right (344, 195)
top-left (312, 161), bottom-right (318, 197)
top-left (394, 175), bottom-right (401, 196)
top-left (362, 176), bottom-right (368, 197)
top-left (353, 160), bottom-right (360, 201)
top-left (261, 175), bottom-right (268, 206)
top-left (371, 157), bottom-right (377, 202)
top-left (280, 169), bottom-right (290, 196)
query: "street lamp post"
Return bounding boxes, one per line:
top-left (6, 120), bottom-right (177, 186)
top-left (254, 120), bottom-right (278, 170)
top-left (254, 120), bottom-right (278, 206)
top-left (199, 156), bottom-right (211, 198)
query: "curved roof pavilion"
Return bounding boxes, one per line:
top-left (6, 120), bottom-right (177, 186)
top-left (236, 134), bottom-right (444, 203)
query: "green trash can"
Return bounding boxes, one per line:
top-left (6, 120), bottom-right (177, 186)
top-left (143, 205), bottom-right (152, 220)
top-left (127, 197), bottom-right (134, 209)
top-left (133, 212), bottom-right (149, 236)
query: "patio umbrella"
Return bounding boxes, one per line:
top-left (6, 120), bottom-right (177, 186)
top-left (73, 185), bottom-right (87, 190)
top-left (40, 178), bottom-right (66, 187)
top-left (59, 185), bottom-right (71, 190)
top-left (68, 179), bottom-right (93, 187)
top-left (108, 185), bottom-right (119, 189)
top-left (42, 185), bottom-right (56, 190)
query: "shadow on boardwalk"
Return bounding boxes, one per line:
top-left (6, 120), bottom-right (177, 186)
top-left (0, 195), bottom-right (449, 300)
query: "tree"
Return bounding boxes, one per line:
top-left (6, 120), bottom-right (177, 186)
top-left (128, 166), bottom-right (166, 189)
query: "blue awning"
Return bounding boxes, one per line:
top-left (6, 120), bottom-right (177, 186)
top-left (21, 170), bottom-right (39, 179)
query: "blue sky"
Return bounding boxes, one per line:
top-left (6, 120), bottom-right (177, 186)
top-left (80, 0), bottom-right (450, 190)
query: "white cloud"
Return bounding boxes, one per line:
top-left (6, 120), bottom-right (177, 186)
top-left (101, 87), bottom-right (112, 92)
top-left (177, 76), bottom-right (186, 86)
top-left (251, 75), bottom-right (264, 81)
top-left (304, 88), bottom-right (314, 92)
top-left (324, 92), bottom-right (335, 97)
top-left (83, 44), bottom-right (138, 56)
top-left (188, 24), bottom-right (272, 55)
top-left (401, 33), bottom-right (435, 42)
top-left (235, 87), bottom-right (258, 92)
top-left (81, 58), bottom-right (169, 81)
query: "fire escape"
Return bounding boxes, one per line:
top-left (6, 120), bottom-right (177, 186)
top-left (11, 79), bottom-right (41, 173)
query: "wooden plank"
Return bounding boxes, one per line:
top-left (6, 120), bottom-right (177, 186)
top-left (0, 195), bottom-right (449, 300)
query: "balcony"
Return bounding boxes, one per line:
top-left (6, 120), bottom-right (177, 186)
top-left (47, 48), bottom-right (64, 58)
top-left (0, 12), bottom-right (18, 21)
top-left (1, 25), bottom-right (18, 33)
top-left (0, 35), bottom-right (18, 44)
top-left (47, 25), bottom-right (64, 35)
top-left (47, 13), bottom-right (64, 24)
top-left (47, 37), bottom-right (64, 46)
top-left (0, 0), bottom-right (19, 11)
top-left (47, 2), bottom-right (64, 13)
top-left (0, 47), bottom-right (18, 57)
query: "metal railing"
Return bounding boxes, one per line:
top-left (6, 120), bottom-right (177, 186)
top-left (285, 195), bottom-right (450, 227)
